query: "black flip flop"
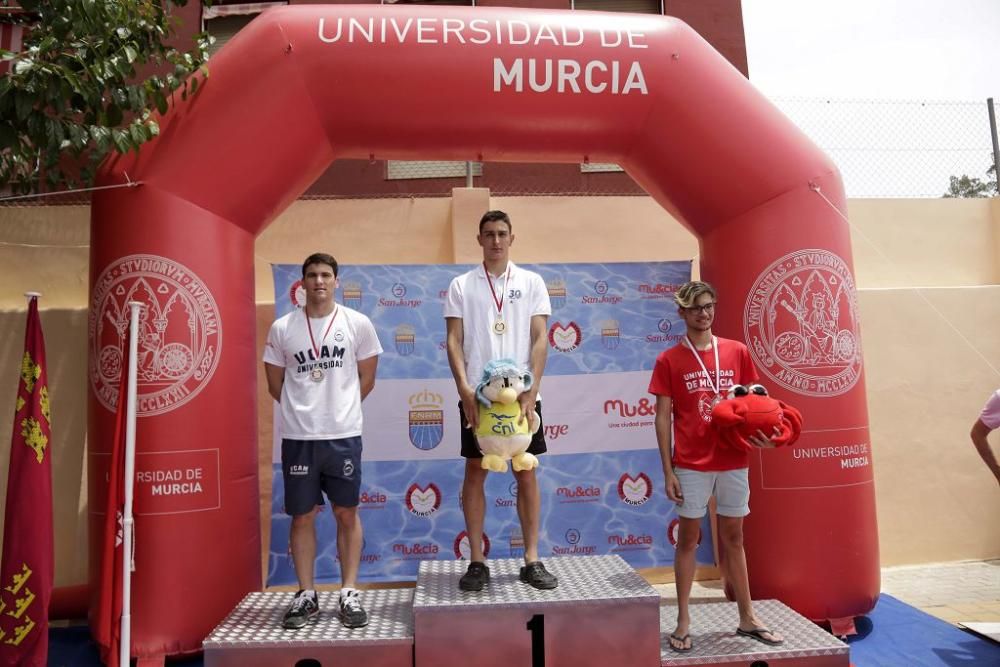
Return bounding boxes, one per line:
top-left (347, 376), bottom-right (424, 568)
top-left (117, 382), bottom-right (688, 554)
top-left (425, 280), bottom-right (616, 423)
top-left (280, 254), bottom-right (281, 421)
top-left (736, 626), bottom-right (784, 646)
top-left (668, 633), bottom-right (692, 652)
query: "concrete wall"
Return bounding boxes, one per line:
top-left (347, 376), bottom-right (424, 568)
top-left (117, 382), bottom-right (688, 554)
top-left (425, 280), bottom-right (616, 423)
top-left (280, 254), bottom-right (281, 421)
top-left (0, 193), bottom-right (997, 589)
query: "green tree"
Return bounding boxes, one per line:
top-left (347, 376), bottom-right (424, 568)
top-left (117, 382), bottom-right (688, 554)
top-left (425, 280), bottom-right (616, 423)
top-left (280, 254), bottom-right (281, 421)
top-left (943, 163), bottom-right (998, 198)
top-left (0, 0), bottom-right (212, 195)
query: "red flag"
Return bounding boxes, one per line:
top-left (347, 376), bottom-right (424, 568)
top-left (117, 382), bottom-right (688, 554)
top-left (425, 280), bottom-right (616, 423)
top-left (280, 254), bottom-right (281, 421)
top-left (94, 333), bottom-right (129, 667)
top-left (0, 296), bottom-right (53, 667)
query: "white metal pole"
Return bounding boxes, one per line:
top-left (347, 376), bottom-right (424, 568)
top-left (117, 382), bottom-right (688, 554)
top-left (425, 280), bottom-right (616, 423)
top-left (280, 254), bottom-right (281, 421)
top-left (120, 301), bottom-right (142, 667)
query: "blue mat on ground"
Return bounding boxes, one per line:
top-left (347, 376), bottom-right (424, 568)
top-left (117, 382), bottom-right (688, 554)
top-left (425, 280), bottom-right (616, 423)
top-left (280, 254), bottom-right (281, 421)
top-left (48, 625), bottom-right (203, 667)
top-left (47, 593), bottom-right (1000, 666)
top-left (847, 594), bottom-right (1000, 667)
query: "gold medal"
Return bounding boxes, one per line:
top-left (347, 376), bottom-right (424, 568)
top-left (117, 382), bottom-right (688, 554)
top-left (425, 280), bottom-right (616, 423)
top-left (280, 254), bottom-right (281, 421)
top-left (310, 367), bottom-right (324, 382)
top-left (493, 318), bottom-right (507, 335)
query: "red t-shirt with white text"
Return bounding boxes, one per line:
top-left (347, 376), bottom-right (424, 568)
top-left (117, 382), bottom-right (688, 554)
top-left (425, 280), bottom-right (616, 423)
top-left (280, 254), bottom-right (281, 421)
top-left (648, 337), bottom-right (759, 471)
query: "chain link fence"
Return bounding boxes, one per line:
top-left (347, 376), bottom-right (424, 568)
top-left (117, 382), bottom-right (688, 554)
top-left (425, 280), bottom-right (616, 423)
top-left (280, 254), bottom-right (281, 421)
top-left (301, 97), bottom-right (998, 200)
top-left (771, 98), bottom-right (998, 198)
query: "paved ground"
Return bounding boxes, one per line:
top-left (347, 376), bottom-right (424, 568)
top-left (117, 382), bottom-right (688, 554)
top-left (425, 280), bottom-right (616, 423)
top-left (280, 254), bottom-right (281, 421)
top-left (880, 558), bottom-right (1000, 624)
top-left (654, 559), bottom-right (1000, 626)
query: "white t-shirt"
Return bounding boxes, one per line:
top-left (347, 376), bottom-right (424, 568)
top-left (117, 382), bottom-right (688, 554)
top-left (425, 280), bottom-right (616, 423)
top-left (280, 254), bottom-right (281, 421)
top-left (263, 305), bottom-right (382, 440)
top-left (980, 388), bottom-right (1000, 430)
top-left (444, 261), bottom-right (551, 389)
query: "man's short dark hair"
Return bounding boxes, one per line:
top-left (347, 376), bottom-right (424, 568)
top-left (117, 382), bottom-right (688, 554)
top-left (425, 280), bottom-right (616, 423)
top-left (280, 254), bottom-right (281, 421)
top-left (479, 210), bottom-right (512, 233)
top-left (302, 253), bottom-right (338, 278)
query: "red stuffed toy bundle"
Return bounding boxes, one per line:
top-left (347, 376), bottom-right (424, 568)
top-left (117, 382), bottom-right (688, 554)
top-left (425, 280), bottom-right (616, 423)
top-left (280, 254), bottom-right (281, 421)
top-left (710, 384), bottom-right (803, 452)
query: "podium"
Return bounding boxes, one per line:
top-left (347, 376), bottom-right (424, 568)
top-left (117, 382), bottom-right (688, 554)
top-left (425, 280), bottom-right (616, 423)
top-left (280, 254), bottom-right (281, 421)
top-left (413, 555), bottom-right (660, 667)
top-left (203, 588), bottom-right (413, 667)
top-left (202, 555), bottom-right (849, 667)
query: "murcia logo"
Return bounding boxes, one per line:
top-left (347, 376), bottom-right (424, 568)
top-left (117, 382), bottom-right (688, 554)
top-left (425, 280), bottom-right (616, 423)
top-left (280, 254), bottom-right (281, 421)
top-left (406, 483), bottom-right (442, 517)
top-left (600, 319), bottom-right (620, 350)
top-left (89, 254), bottom-right (222, 417)
top-left (409, 389), bottom-right (444, 450)
top-left (546, 279), bottom-right (567, 310)
top-left (667, 518), bottom-right (701, 548)
top-left (549, 321), bottom-right (582, 352)
top-left (617, 472), bottom-right (652, 506)
top-left (395, 324), bottom-right (416, 356)
top-left (343, 458), bottom-right (355, 477)
top-left (342, 281), bottom-right (363, 309)
top-left (288, 280), bottom-right (306, 309)
top-left (454, 530), bottom-right (490, 559)
top-left (744, 249), bottom-right (862, 397)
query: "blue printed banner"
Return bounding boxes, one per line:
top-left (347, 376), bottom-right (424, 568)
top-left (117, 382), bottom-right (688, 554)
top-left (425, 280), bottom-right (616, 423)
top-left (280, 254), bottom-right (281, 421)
top-left (266, 261), bottom-right (711, 585)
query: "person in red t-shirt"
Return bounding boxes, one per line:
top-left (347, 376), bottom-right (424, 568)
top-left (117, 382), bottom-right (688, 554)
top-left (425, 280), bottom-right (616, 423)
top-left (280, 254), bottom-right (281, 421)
top-left (649, 281), bottom-right (784, 652)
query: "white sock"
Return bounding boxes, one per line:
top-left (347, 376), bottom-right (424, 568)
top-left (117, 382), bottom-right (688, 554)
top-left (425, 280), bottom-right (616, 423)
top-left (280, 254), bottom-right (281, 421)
top-left (301, 588), bottom-right (317, 600)
top-left (340, 587), bottom-right (357, 600)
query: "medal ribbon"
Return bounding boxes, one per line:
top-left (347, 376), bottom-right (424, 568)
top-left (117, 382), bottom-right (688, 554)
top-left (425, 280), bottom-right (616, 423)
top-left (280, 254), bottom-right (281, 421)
top-left (483, 261), bottom-right (510, 321)
top-left (306, 306), bottom-right (339, 359)
top-left (684, 335), bottom-right (720, 397)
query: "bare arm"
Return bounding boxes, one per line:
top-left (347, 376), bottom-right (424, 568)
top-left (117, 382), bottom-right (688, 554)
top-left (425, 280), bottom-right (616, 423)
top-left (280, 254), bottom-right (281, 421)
top-left (445, 316), bottom-right (478, 429)
top-left (653, 395), bottom-right (683, 503)
top-left (264, 363), bottom-right (284, 403)
top-left (971, 419), bottom-right (1000, 485)
top-left (357, 355), bottom-right (378, 401)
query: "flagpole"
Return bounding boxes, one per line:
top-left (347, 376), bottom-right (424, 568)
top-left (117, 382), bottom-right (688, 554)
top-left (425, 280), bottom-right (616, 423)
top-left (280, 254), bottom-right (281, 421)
top-left (121, 301), bottom-right (142, 667)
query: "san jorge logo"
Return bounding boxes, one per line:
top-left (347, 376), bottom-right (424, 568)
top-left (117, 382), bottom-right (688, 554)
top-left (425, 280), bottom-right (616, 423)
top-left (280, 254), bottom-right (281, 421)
top-left (90, 254), bottom-right (221, 417)
top-left (617, 472), bottom-right (652, 506)
top-left (405, 483), bottom-right (442, 517)
top-left (744, 249), bottom-right (862, 397)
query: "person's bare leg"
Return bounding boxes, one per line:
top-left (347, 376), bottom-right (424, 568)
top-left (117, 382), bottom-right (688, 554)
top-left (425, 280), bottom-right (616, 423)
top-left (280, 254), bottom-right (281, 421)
top-left (513, 468), bottom-right (540, 563)
top-left (290, 506), bottom-right (320, 589)
top-left (718, 516), bottom-right (783, 643)
top-left (333, 504), bottom-right (362, 588)
top-left (670, 517), bottom-right (700, 651)
top-left (462, 459), bottom-right (489, 562)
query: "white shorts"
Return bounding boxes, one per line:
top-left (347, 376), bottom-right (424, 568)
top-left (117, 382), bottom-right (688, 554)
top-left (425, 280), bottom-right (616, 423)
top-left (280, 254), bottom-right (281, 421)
top-left (673, 467), bottom-right (750, 519)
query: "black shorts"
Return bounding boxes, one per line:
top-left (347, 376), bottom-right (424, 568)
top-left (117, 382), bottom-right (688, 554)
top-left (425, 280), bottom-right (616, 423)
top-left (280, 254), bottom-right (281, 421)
top-left (459, 400), bottom-right (547, 459)
top-left (282, 437), bottom-right (362, 515)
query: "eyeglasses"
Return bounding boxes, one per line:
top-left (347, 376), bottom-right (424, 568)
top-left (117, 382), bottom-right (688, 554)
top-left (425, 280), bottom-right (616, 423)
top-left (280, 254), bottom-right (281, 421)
top-left (682, 302), bottom-right (716, 314)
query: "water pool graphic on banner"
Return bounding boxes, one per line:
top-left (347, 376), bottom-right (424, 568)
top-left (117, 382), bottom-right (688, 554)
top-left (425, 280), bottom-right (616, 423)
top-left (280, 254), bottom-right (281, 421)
top-left (267, 261), bottom-right (708, 584)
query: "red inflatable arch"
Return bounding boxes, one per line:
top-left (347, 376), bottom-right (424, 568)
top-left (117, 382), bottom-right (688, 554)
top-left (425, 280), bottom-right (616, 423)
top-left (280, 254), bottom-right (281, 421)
top-left (87, 5), bottom-right (878, 658)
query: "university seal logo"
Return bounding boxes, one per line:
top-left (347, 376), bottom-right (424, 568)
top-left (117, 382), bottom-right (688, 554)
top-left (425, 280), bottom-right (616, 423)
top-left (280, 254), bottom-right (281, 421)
top-left (744, 249), bottom-right (862, 397)
top-left (90, 254), bottom-right (222, 416)
top-left (408, 389), bottom-right (443, 450)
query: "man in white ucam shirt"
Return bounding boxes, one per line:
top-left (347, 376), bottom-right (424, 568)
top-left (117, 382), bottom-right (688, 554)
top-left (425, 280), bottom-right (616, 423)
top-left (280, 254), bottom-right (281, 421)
top-left (263, 252), bottom-right (382, 630)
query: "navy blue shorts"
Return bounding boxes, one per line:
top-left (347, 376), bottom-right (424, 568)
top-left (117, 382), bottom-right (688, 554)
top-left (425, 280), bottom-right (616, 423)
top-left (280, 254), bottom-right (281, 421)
top-left (459, 400), bottom-right (547, 459)
top-left (281, 437), bottom-right (362, 515)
